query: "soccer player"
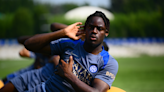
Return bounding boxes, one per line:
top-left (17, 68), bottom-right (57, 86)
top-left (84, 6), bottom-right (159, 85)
top-left (0, 11), bottom-right (118, 92)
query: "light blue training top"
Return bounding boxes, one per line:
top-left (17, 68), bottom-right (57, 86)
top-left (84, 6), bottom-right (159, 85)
top-left (45, 38), bottom-right (118, 92)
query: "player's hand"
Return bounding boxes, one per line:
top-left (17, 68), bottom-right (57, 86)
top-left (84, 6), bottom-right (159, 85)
top-left (19, 48), bottom-right (30, 57)
top-left (76, 25), bottom-right (85, 35)
top-left (64, 22), bottom-right (84, 40)
top-left (54, 56), bottom-right (73, 78)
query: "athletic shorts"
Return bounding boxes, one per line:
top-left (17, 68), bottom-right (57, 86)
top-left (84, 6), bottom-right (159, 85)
top-left (5, 64), bottom-right (34, 84)
top-left (10, 63), bottom-right (55, 92)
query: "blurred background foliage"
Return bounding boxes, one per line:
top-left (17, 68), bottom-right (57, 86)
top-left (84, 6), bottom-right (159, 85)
top-left (0, 0), bottom-right (163, 38)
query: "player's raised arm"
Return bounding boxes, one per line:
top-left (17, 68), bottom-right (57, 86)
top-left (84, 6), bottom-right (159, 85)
top-left (50, 23), bottom-right (68, 32)
top-left (24, 22), bottom-right (83, 54)
top-left (17, 35), bottom-right (32, 44)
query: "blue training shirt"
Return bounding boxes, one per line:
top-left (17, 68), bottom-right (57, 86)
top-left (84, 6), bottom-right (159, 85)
top-left (45, 38), bottom-right (118, 92)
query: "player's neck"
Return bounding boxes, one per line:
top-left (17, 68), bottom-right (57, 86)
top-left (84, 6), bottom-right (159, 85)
top-left (83, 43), bottom-right (103, 55)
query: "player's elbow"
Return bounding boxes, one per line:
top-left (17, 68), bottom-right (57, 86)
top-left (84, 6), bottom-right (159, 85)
top-left (24, 40), bottom-right (34, 51)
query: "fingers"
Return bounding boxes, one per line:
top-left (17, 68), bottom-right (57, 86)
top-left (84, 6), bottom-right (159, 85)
top-left (60, 59), bottom-right (66, 64)
top-left (76, 25), bottom-right (84, 29)
top-left (71, 22), bottom-right (82, 29)
top-left (74, 22), bottom-right (83, 30)
top-left (60, 56), bottom-right (73, 65)
top-left (74, 22), bottom-right (82, 26)
top-left (69, 56), bottom-right (73, 71)
top-left (73, 37), bottom-right (81, 40)
top-left (68, 56), bottom-right (73, 65)
top-left (77, 29), bottom-right (85, 35)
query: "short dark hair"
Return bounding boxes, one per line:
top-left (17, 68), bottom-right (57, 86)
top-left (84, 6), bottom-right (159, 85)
top-left (84, 11), bottom-right (110, 32)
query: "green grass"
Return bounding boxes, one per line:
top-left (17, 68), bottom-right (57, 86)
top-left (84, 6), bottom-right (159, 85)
top-left (112, 56), bottom-right (164, 92)
top-left (0, 56), bottom-right (164, 92)
top-left (0, 58), bottom-right (33, 79)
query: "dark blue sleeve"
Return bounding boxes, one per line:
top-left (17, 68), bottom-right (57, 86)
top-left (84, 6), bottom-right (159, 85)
top-left (50, 38), bottom-right (65, 55)
top-left (50, 38), bottom-right (82, 56)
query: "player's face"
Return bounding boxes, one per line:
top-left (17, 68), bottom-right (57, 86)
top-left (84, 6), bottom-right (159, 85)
top-left (85, 16), bottom-right (108, 46)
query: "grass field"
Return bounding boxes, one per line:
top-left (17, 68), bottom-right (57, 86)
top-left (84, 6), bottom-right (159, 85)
top-left (0, 56), bottom-right (164, 92)
top-left (0, 58), bottom-right (34, 79)
top-left (112, 56), bottom-right (164, 92)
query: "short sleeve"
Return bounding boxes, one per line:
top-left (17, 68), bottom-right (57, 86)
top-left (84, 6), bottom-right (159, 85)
top-left (50, 39), bottom-right (62, 55)
top-left (95, 57), bottom-right (118, 88)
top-left (29, 51), bottom-right (36, 58)
top-left (50, 38), bottom-right (82, 56)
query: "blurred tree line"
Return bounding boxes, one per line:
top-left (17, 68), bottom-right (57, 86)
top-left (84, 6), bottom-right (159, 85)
top-left (48, 0), bottom-right (164, 38)
top-left (0, 0), bottom-right (50, 38)
top-left (0, 0), bottom-right (163, 38)
top-left (0, 0), bottom-right (84, 38)
top-left (109, 0), bottom-right (164, 37)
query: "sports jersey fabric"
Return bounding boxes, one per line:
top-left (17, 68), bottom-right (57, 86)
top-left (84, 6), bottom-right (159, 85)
top-left (44, 38), bottom-right (118, 92)
top-left (11, 38), bottom-right (118, 92)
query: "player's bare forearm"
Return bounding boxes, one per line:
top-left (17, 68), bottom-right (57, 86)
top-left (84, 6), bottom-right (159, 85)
top-left (24, 22), bottom-right (83, 54)
top-left (64, 73), bottom-right (109, 92)
top-left (17, 35), bottom-right (32, 44)
top-left (24, 29), bottom-right (65, 52)
top-left (65, 73), bottom-right (98, 92)
top-left (50, 23), bottom-right (68, 32)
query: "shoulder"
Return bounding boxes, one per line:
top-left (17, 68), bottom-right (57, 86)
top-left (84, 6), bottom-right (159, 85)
top-left (99, 50), bottom-right (118, 75)
top-left (51, 38), bottom-right (83, 45)
top-left (50, 38), bottom-right (84, 55)
top-left (105, 54), bottom-right (118, 71)
top-left (100, 50), bottom-right (118, 66)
